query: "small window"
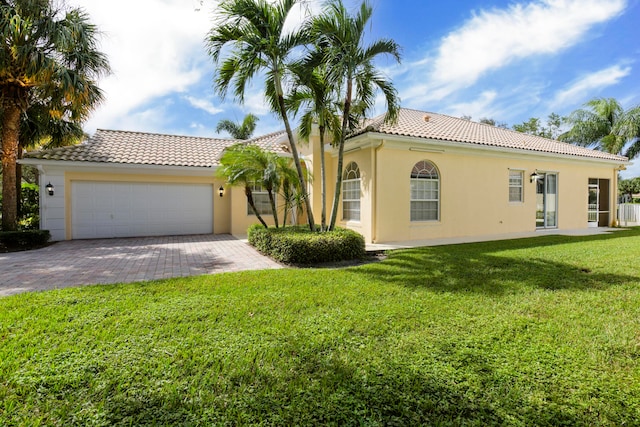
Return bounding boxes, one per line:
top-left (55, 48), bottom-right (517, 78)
top-left (342, 162), bottom-right (361, 221)
top-left (509, 170), bottom-right (524, 202)
top-left (247, 182), bottom-right (272, 215)
top-left (410, 160), bottom-right (439, 221)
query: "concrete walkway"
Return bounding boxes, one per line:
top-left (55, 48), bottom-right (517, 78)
top-left (0, 234), bottom-right (282, 297)
top-left (365, 227), bottom-right (624, 251)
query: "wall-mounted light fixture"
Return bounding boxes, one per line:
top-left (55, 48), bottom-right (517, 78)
top-left (530, 171), bottom-right (541, 183)
top-left (45, 182), bottom-right (55, 196)
top-left (218, 186), bottom-right (224, 198)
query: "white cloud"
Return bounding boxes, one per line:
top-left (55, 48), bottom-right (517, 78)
top-left (78, 0), bottom-right (215, 133)
top-left (402, 0), bottom-right (627, 104)
top-left (550, 64), bottom-right (632, 108)
top-left (443, 91), bottom-right (499, 119)
top-left (184, 96), bottom-right (224, 115)
top-left (242, 90), bottom-right (273, 116)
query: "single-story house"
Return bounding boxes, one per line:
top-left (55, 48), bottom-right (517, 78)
top-left (21, 108), bottom-right (629, 243)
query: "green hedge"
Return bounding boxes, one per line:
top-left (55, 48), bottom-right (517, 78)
top-left (248, 225), bottom-right (366, 264)
top-left (0, 230), bottom-right (51, 250)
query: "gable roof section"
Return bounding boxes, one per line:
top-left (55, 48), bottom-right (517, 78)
top-left (355, 108), bottom-right (628, 162)
top-left (25, 129), bottom-right (290, 168)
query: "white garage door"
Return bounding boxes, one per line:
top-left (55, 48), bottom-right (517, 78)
top-left (72, 181), bottom-right (213, 239)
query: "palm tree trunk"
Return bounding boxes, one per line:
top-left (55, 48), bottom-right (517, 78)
top-left (319, 124), bottom-right (327, 231)
top-left (16, 145), bottom-right (23, 221)
top-left (329, 80), bottom-right (352, 230)
top-left (1, 101), bottom-right (21, 231)
top-left (276, 93), bottom-right (315, 231)
top-left (267, 189), bottom-right (279, 228)
top-left (246, 186), bottom-right (268, 228)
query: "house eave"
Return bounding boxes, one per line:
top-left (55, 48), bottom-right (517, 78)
top-left (338, 131), bottom-right (629, 167)
top-left (18, 158), bottom-right (219, 173)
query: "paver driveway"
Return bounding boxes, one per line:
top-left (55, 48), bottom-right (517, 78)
top-left (0, 234), bottom-right (282, 297)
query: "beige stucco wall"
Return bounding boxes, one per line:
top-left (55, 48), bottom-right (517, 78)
top-left (230, 186), bottom-right (278, 236)
top-left (314, 135), bottom-right (623, 244)
top-left (29, 130), bottom-right (624, 244)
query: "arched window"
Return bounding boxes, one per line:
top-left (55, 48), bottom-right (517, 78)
top-left (342, 162), bottom-right (361, 221)
top-left (410, 160), bottom-right (439, 221)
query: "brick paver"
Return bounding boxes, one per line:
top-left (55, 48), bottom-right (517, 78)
top-left (0, 234), bottom-right (282, 296)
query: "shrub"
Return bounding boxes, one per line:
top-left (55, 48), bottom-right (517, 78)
top-left (248, 225), bottom-right (365, 264)
top-left (0, 182), bottom-right (40, 230)
top-left (0, 230), bottom-right (51, 250)
top-left (19, 182), bottom-right (40, 229)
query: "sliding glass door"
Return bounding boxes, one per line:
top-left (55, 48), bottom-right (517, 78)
top-left (536, 173), bottom-right (557, 228)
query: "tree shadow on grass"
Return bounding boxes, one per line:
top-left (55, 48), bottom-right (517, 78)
top-left (89, 348), bottom-right (589, 427)
top-left (350, 230), bottom-right (640, 295)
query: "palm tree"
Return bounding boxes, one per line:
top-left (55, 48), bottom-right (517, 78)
top-left (14, 99), bottom-right (86, 218)
top-left (289, 63), bottom-right (341, 231)
top-left (215, 113), bottom-right (259, 139)
top-left (206, 0), bottom-right (316, 231)
top-left (310, 0), bottom-right (401, 230)
top-left (560, 98), bottom-right (640, 158)
top-left (274, 154), bottom-right (308, 227)
top-left (218, 143), bottom-right (299, 228)
top-left (0, 0), bottom-right (110, 231)
top-left (217, 143), bottom-right (270, 228)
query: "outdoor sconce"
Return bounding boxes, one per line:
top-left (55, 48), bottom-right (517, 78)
top-left (45, 182), bottom-right (55, 196)
top-left (218, 186), bottom-right (224, 198)
top-left (530, 171), bottom-right (540, 183)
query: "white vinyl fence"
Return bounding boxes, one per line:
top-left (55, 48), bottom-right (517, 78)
top-left (618, 203), bottom-right (640, 226)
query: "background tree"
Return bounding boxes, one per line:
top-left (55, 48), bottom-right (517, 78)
top-left (215, 113), bottom-right (259, 139)
top-left (207, 0), bottom-right (316, 230)
top-left (311, 0), bottom-right (401, 230)
top-left (512, 113), bottom-right (563, 139)
top-left (0, 0), bottom-right (110, 231)
top-left (479, 117), bottom-right (509, 128)
top-left (559, 98), bottom-right (640, 157)
top-left (618, 177), bottom-right (640, 202)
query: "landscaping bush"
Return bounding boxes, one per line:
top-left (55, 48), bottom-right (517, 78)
top-left (19, 182), bottom-right (40, 229)
top-left (0, 182), bottom-right (40, 230)
top-left (248, 224), bottom-right (365, 264)
top-left (0, 230), bottom-right (51, 250)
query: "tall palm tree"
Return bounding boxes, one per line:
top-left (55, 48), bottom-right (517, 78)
top-left (289, 62), bottom-right (341, 231)
top-left (14, 98), bottom-right (86, 217)
top-left (311, 0), bottom-right (401, 230)
top-left (215, 113), bottom-right (259, 139)
top-left (0, 0), bottom-right (110, 230)
top-left (560, 98), bottom-right (640, 158)
top-left (206, 0), bottom-right (316, 231)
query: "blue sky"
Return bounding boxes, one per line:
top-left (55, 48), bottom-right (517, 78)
top-left (79, 0), bottom-right (639, 176)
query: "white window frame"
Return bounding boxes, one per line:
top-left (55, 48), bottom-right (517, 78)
top-left (247, 182), bottom-right (272, 216)
top-left (509, 169), bottom-right (524, 203)
top-left (410, 160), bottom-right (440, 222)
top-left (342, 162), bottom-right (361, 221)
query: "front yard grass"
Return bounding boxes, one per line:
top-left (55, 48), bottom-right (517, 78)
top-left (1, 228), bottom-right (640, 425)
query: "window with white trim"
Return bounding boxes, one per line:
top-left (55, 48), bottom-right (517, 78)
top-left (342, 162), bottom-right (361, 221)
top-left (410, 160), bottom-right (439, 221)
top-left (247, 182), bottom-right (272, 215)
top-left (509, 170), bottom-right (524, 203)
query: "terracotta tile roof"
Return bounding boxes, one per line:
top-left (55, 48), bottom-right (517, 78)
top-left (245, 130), bottom-right (291, 154)
top-left (354, 108), bottom-right (628, 162)
top-left (24, 129), bottom-right (290, 167)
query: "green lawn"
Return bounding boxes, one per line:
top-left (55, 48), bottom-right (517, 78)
top-left (2, 229), bottom-right (640, 426)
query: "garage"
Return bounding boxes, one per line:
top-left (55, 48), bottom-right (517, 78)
top-left (71, 181), bottom-right (214, 239)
